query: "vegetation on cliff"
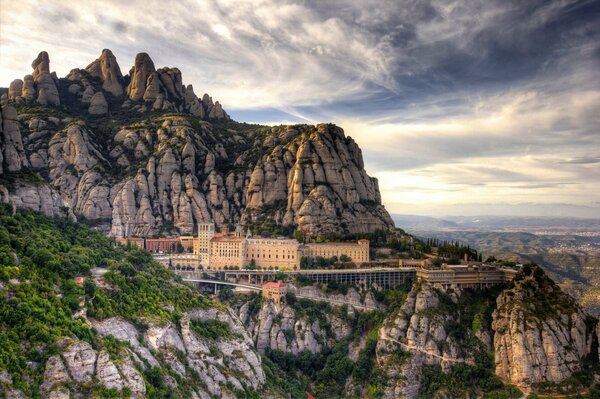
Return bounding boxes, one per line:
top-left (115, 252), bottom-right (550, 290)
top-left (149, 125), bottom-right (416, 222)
top-left (0, 205), bottom-right (265, 398)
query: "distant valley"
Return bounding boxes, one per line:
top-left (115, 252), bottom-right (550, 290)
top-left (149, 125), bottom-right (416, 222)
top-left (394, 214), bottom-right (600, 316)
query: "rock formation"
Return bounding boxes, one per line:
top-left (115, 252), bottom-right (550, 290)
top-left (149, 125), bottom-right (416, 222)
top-left (127, 52), bottom-right (156, 101)
top-left (31, 51), bottom-right (60, 106)
top-left (0, 50), bottom-right (392, 236)
top-left (376, 285), bottom-right (467, 398)
top-left (492, 265), bottom-right (596, 389)
top-left (31, 307), bottom-right (267, 398)
top-left (88, 92), bottom-right (108, 115)
top-left (85, 48), bottom-right (124, 96)
top-left (239, 291), bottom-right (354, 355)
top-left (1, 105), bottom-right (28, 172)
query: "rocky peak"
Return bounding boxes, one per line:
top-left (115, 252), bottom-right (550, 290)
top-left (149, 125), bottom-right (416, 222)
top-left (492, 264), bottom-right (597, 389)
top-left (127, 52), bottom-right (156, 101)
top-left (85, 49), bottom-right (124, 96)
top-left (30, 51), bottom-right (60, 106)
top-left (31, 51), bottom-right (50, 79)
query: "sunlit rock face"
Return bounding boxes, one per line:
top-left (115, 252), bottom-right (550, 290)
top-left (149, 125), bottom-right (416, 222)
top-left (1, 50), bottom-right (393, 237)
top-left (492, 265), bottom-right (595, 389)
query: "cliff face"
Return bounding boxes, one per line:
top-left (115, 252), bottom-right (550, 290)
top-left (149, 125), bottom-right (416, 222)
top-left (492, 265), bottom-right (596, 389)
top-left (0, 206), bottom-right (274, 399)
top-left (0, 50), bottom-right (393, 236)
top-left (36, 307), bottom-right (266, 399)
top-left (375, 284), bottom-right (492, 399)
top-left (238, 294), bottom-right (353, 355)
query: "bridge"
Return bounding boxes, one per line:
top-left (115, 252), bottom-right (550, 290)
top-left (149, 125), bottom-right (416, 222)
top-left (182, 278), bottom-right (262, 293)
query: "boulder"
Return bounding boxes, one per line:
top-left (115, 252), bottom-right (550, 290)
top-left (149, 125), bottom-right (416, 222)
top-left (88, 92), bottom-right (108, 115)
top-left (8, 79), bottom-right (23, 99)
top-left (21, 75), bottom-right (35, 100)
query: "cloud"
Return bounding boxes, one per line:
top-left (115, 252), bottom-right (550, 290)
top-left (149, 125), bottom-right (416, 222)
top-left (0, 0), bottom-right (598, 217)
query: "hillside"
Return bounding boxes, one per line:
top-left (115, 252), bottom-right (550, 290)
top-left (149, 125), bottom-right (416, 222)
top-left (0, 50), bottom-right (393, 238)
top-left (0, 204), bottom-right (287, 398)
top-left (1, 205), bottom-right (599, 398)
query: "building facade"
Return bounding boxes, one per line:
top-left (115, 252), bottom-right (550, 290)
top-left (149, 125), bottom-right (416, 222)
top-left (301, 239), bottom-right (370, 263)
top-left (145, 238), bottom-right (180, 253)
top-left (193, 222), bottom-right (215, 267)
top-left (416, 264), bottom-right (517, 289)
top-left (399, 258), bottom-right (431, 268)
top-left (209, 236), bottom-right (246, 269)
top-left (262, 282), bottom-right (287, 304)
top-left (115, 237), bottom-right (145, 249)
top-left (246, 238), bottom-right (301, 270)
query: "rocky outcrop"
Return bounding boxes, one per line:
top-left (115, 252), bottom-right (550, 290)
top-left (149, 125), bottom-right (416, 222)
top-left (294, 285), bottom-right (381, 310)
top-left (0, 50), bottom-right (392, 236)
top-left (0, 182), bottom-right (65, 217)
top-left (36, 306), bottom-right (268, 398)
top-left (31, 51), bottom-right (60, 106)
top-left (88, 92), bottom-right (108, 115)
top-left (38, 338), bottom-right (146, 399)
top-left (492, 265), bottom-right (596, 389)
top-left (376, 285), bottom-right (467, 398)
top-left (85, 49), bottom-right (124, 96)
top-left (127, 52), bottom-right (156, 101)
top-left (240, 295), bottom-right (352, 355)
top-left (1, 105), bottom-right (28, 172)
top-left (8, 79), bottom-right (23, 100)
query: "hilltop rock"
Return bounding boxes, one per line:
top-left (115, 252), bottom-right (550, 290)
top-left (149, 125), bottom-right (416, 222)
top-left (31, 51), bottom-right (60, 105)
top-left (184, 85), bottom-right (205, 117)
top-left (127, 52), bottom-right (156, 101)
top-left (88, 92), bottom-right (108, 115)
top-left (492, 265), bottom-right (595, 389)
top-left (208, 101), bottom-right (228, 119)
top-left (22, 75), bottom-right (35, 100)
top-left (85, 49), bottom-right (124, 96)
top-left (8, 79), bottom-right (23, 100)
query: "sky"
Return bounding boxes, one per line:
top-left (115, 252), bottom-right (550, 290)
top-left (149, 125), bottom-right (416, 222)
top-left (1, 0), bottom-right (599, 218)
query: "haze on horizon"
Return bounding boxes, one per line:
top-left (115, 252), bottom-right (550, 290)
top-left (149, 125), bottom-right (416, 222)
top-left (1, 0), bottom-right (599, 218)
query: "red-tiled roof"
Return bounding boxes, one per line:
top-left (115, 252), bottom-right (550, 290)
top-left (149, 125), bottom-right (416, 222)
top-left (263, 282), bottom-right (286, 288)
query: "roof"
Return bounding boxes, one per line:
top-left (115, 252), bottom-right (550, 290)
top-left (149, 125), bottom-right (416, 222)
top-left (263, 282), bottom-right (286, 289)
top-left (211, 236), bottom-right (244, 242)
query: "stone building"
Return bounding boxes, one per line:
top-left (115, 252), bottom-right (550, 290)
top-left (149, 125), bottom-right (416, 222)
top-left (193, 222), bottom-right (215, 267)
top-left (246, 237), bottom-right (301, 270)
top-left (145, 237), bottom-right (180, 253)
top-left (416, 264), bottom-right (517, 289)
top-left (301, 239), bottom-right (370, 263)
top-left (262, 282), bottom-right (287, 305)
top-left (399, 258), bottom-right (431, 268)
top-left (209, 236), bottom-right (246, 269)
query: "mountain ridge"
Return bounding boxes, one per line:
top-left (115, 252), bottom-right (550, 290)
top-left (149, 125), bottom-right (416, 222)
top-left (0, 49), bottom-right (394, 237)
